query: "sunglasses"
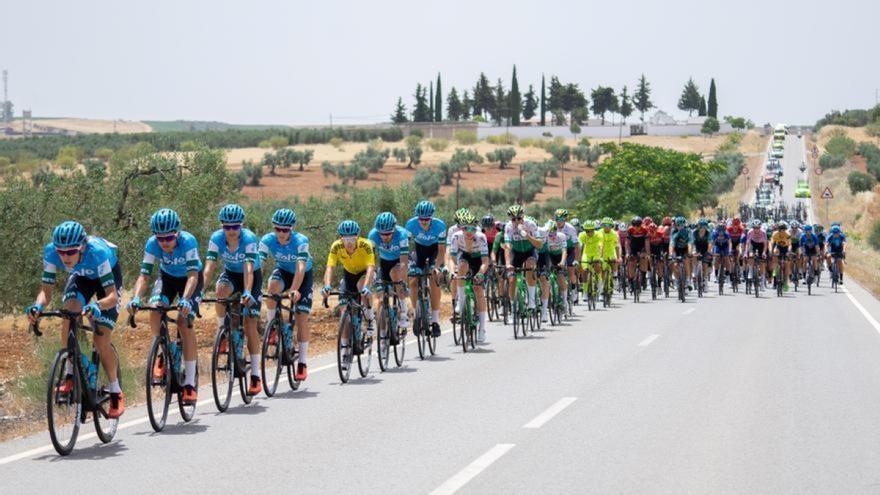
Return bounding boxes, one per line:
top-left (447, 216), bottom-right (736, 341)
top-left (464, 226), bottom-right (477, 233)
top-left (274, 226), bottom-right (291, 233)
top-left (222, 224), bottom-right (242, 231)
top-left (513, 216), bottom-right (524, 221)
top-left (156, 233), bottom-right (177, 243)
top-left (379, 231), bottom-right (394, 237)
top-left (418, 217), bottom-right (432, 222)
top-left (56, 247), bottom-right (80, 257)
top-left (342, 235), bottom-right (357, 243)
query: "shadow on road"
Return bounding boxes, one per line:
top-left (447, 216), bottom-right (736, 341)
top-left (36, 439), bottom-right (129, 461)
top-left (134, 420), bottom-right (210, 437)
top-left (218, 402), bottom-right (269, 416)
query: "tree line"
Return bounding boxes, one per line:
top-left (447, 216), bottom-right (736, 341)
top-left (392, 69), bottom-right (721, 127)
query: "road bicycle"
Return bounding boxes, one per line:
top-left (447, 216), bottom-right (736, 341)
top-left (260, 293), bottom-right (301, 396)
top-left (204, 295), bottom-right (255, 412)
top-left (129, 306), bottom-right (197, 432)
top-left (31, 311), bottom-right (120, 456)
top-left (410, 266), bottom-right (438, 359)
top-left (324, 290), bottom-right (372, 383)
top-left (375, 280), bottom-right (406, 369)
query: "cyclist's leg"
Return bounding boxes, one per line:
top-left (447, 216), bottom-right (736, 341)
top-left (354, 271), bottom-right (374, 331)
top-left (456, 257), bottom-right (470, 314)
top-left (524, 252), bottom-right (538, 308)
top-left (294, 269), bottom-right (314, 368)
top-left (243, 270), bottom-right (264, 380)
top-left (215, 271), bottom-right (234, 328)
top-left (264, 269), bottom-right (285, 324)
top-left (389, 261), bottom-right (409, 328)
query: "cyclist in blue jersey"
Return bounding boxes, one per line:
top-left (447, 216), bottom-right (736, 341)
top-left (259, 208), bottom-right (313, 381)
top-left (711, 222), bottom-right (732, 281)
top-left (128, 209), bottom-right (203, 404)
top-left (27, 221), bottom-right (126, 418)
top-left (203, 204), bottom-right (264, 396)
top-left (368, 212), bottom-right (410, 333)
top-left (800, 224), bottom-right (821, 275)
top-left (404, 200), bottom-right (447, 337)
top-left (825, 224), bottom-right (847, 284)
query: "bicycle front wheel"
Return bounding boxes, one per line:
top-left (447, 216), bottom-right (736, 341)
top-left (337, 313), bottom-right (354, 383)
top-left (377, 305), bottom-right (390, 372)
top-left (261, 319), bottom-right (283, 397)
top-left (47, 349), bottom-right (81, 456)
top-left (357, 320), bottom-right (373, 378)
top-left (94, 344), bottom-right (120, 444)
top-left (211, 327), bottom-right (234, 412)
top-left (146, 336), bottom-right (171, 432)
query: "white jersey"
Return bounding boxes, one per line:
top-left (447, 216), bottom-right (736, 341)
top-left (446, 224), bottom-right (461, 243)
top-left (504, 219), bottom-right (539, 252)
top-left (448, 230), bottom-right (489, 258)
top-left (558, 222), bottom-right (579, 247)
top-left (545, 231), bottom-right (568, 254)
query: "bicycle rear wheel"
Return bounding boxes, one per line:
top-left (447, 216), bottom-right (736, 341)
top-left (47, 349), bottom-right (81, 456)
top-left (94, 344), bottom-right (120, 443)
top-left (146, 336), bottom-right (171, 432)
top-left (238, 332), bottom-right (253, 405)
top-left (337, 313), bottom-right (353, 383)
top-left (393, 321), bottom-right (406, 367)
top-left (211, 327), bottom-right (234, 412)
top-left (357, 320), bottom-right (373, 378)
top-left (261, 319), bottom-right (283, 397)
top-left (377, 305), bottom-right (390, 372)
top-left (460, 304), bottom-right (470, 353)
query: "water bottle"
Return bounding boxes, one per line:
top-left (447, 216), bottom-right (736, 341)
top-left (88, 363), bottom-right (97, 390)
top-left (353, 315), bottom-right (361, 341)
top-left (282, 323), bottom-right (293, 351)
top-left (169, 341), bottom-right (182, 374)
top-left (232, 329), bottom-right (244, 360)
top-left (80, 353), bottom-right (93, 388)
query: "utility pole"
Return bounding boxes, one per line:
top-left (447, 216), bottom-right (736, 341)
top-left (518, 161), bottom-right (524, 204)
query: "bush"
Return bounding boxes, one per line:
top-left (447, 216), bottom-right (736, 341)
top-left (866, 122), bottom-right (880, 138)
top-left (847, 171), bottom-right (876, 194)
top-left (485, 147), bottom-right (517, 169)
top-left (454, 130), bottom-right (477, 145)
top-left (241, 160), bottom-right (263, 186)
top-left (825, 133), bottom-right (857, 157)
top-left (578, 137), bottom-right (591, 148)
top-left (426, 138), bottom-right (449, 152)
top-left (413, 168), bottom-right (441, 197)
top-left (819, 153), bottom-right (846, 169)
top-left (486, 133), bottom-right (518, 145)
top-left (869, 220), bottom-right (880, 252)
top-left (329, 137), bottom-right (345, 149)
top-left (409, 128), bottom-right (424, 138)
top-left (518, 137), bottom-right (540, 148)
top-left (542, 131), bottom-right (552, 138)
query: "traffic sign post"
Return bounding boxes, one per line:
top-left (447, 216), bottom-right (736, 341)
top-left (815, 167), bottom-right (823, 176)
top-left (822, 187), bottom-right (833, 225)
top-left (741, 166), bottom-right (749, 175)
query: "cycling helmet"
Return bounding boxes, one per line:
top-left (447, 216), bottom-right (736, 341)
top-left (52, 221), bottom-right (87, 248)
top-left (150, 208), bottom-right (180, 234)
top-left (791, 220), bottom-right (800, 229)
top-left (644, 216), bottom-right (654, 226)
top-left (570, 218), bottom-right (581, 229)
top-left (732, 217), bottom-right (742, 226)
top-left (495, 221), bottom-right (504, 231)
top-left (374, 212), bottom-right (397, 233)
top-left (453, 208), bottom-right (471, 225)
top-left (481, 215), bottom-right (495, 229)
top-left (601, 217), bottom-right (614, 227)
top-left (778, 221), bottom-right (788, 230)
top-left (814, 224), bottom-right (824, 233)
top-left (674, 216), bottom-right (686, 227)
top-left (271, 208), bottom-right (297, 227)
top-left (631, 216), bottom-right (643, 227)
top-left (415, 200), bottom-right (435, 218)
top-left (662, 216), bottom-right (672, 226)
top-left (647, 222), bottom-right (658, 231)
top-left (830, 225), bottom-right (841, 234)
top-left (698, 218), bottom-right (708, 227)
top-left (462, 212), bottom-right (477, 226)
top-left (715, 223), bottom-right (725, 231)
top-left (831, 221), bottom-right (841, 227)
top-left (583, 221), bottom-right (596, 231)
top-left (507, 204), bottom-right (524, 218)
top-left (804, 224), bottom-right (813, 231)
top-left (337, 220), bottom-right (360, 236)
top-left (751, 219), bottom-right (762, 228)
top-left (554, 208), bottom-right (569, 220)
top-left (524, 215), bottom-right (537, 224)
top-left (218, 204), bottom-right (245, 224)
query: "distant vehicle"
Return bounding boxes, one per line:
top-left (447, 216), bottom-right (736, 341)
top-left (795, 179), bottom-right (811, 198)
top-left (773, 124), bottom-right (786, 141)
top-left (772, 148), bottom-right (784, 159)
top-left (799, 161), bottom-right (806, 172)
top-left (797, 129), bottom-right (802, 139)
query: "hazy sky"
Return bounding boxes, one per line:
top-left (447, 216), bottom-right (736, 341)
top-left (3, 0), bottom-right (878, 126)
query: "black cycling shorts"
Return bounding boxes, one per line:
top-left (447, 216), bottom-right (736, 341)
top-left (63, 262), bottom-right (123, 330)
top-left (217, 268), bottom-right (263, 314)
top-left (150, 269), bottom-right (204, 316)
top-left (269, 268), bottom-right (314, 314)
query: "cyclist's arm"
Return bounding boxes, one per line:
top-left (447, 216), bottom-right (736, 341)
top-left (243, 259), bottom-right (254, 294)
top-left (291, 260), bottom-right (306, 293)
top-left (364, 263), bottom-right (376, 289)
top-left (183, 270), bottom-right (199, 301)
top-left (34, 283), bottom-right (54, 310)
top-left (479, 255), bottom-right (490, 276)
top-left (437, 243), bottom-right (446, 270)
top-left (322, 264), bottom-right (335, 289)
top-left (203, 260), bottom-right (217, 288)
top-left (560, 249), bottom-right (567, 266)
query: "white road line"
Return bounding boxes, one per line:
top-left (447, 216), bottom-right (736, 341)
top-left (683, 308), bottom-right (695, 315)
top-left (429, 443), bottom-right (515, 495)
top-left (0, 325), bottom-right (457, 466)
top-left (523, 397), bottom-right (577, 429)
top-left (843, 288), bottom-right (880, 335)
top-left (638, 334), bottom-right (660, 347)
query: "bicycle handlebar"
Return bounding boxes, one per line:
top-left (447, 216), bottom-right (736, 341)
top-left (128, 306), bottom-right (193, 329)
top-left (29, 310), bottom-right (99, 337)
top-left (321, 290), bottom-right (361, 309)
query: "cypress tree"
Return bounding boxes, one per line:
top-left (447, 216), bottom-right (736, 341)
top-left (509, 65), bottom-right (521, 126)
top-left (435, 73), bottom-right (443, 122)
top-left (429, 81), bottom-right (434, 122)
top-left (540, 74), bottom-right (546, 126)
top-left (698, 95), bottom-right (707, 117)
top-left (707, 78), bottom-right (718, 118)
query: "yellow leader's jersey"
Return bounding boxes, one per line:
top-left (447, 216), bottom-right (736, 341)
top-left (327, 238), bottom-right (375, 274)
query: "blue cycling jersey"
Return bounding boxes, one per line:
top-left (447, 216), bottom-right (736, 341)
top-left (827, 232), bottom-right (846, 250)
top-left (711, 230), bottom-right (730, 247)
top-left (368, 226), bottom-right (410, 261)
top-left (259, 231), bottom-right (312, 273)
top-left (671, 228), bottom-right (691, 248)
top-left (800, 233), bottom-right (819, 249)
top-left (140, 231), bottom-right (202, 278)
top-left (206, 228), bottom-right (260, 273)
top-left (405, 216), bottom-right (447, 247)
top-left (43, 237), bottom-right (119, 287)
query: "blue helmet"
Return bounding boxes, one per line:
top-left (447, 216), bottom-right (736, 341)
top-left (272, 208), bottom-right (296, 227)
top-left (698, 218), bottom-right (708, 227)
top-left (830, 225), bottom-right (841, 234)
top-left (52, 221), bottom-right (87, 248)
top-left (375, 212), bottom-right (397, 233)
top-left (218, 204), bottom-right (245, 224)
top-left (414, 200), bottom-right (435, 218)
top-left (338, 220), bottom-right (360, 236)
top-left (150, 208), bottom-right (180, 234)
top-left (804, 224), bottom-right (813, 231)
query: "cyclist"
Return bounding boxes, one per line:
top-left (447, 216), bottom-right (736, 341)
top-left (668, 216), bottom-right (692, 290)
top-left (27, 221), bottom-right (125, 418)
top-left (490, 221), bottom-right (507, 296)
top-left (579, 220), bottom-right (603, 294)
top-left (711, 222), bottom-right (732, 282)
top-left (625, 216), bottom-right (649, 290)
top-left (789, 221), bottom-right (803, 278)
top-left (692, 219), bottom-right (711, 287)
top-left (405, 200), bottom-right (446, 337)
top-left (367, 212), bottom-right (410, 336)
top-left (727, 217), bottom-right (746, 275)
top-left (204, 204), bottom-right (264, 396)
top-left (128, 209), bottom-right (202, 404)
top-left (259, 208), bottom-right (313, 381)
top-left (503, 205), bottom-right (542, 312)
top-left (800, 224), bottom-right (821, 278)
top-left (599, 217), bottom-right (621, 291)
top-left (825, 224), bottom-right (846, 284)
top-left (322, 220), bottom-right (376, 353)
top-left (448, 212), bottom-right (491, 342)
top-left (647, 221), bottom-right (666, 286)
top-left (553, 209), bottom-right (581, 300)
top-left (770, 221), bottom-right (792, 291)
top-left (745, 219), bottom-right (769, 284)
top-left (445, 208), bottom-right (470, 274)
top-left (543, 222), bottom-right (569, 318)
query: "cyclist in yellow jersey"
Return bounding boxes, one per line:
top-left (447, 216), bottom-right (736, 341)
top-left (599, 218), bottom-right (621, 265)
top-left (769, 221), bottom-right (792, 291)
top-left (322, 220), bottom-right (376, 348)
top-left (579, 220), bottom-right (603, 294)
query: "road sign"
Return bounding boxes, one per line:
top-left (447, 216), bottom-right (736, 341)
top-left (812, 150), bottom-right (818, 159)
top-left (821, 187), bottom-right (833, 199)
top-left (741, 166), bottom-right (749, 175)
top-left (815, 167), bottom-right (823, 176)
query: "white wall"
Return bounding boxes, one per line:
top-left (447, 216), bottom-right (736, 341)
top-left (477, 122), bottom-right (734, 140)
